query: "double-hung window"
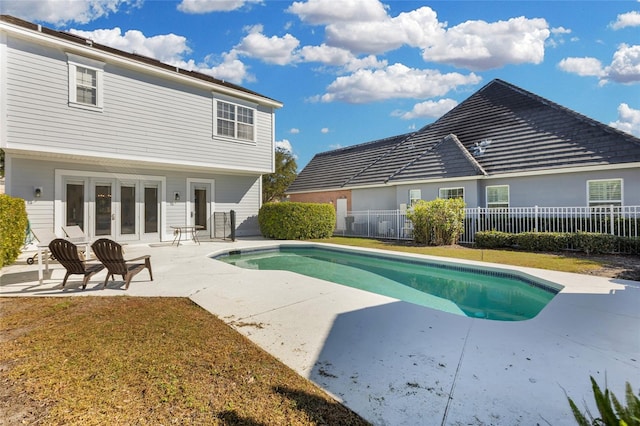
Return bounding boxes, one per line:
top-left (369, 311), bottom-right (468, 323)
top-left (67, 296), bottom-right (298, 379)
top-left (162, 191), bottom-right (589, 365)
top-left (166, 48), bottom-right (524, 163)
top-left (409, 189), bottom-right (421, 206)
top-left (588, 179), bottom-right (622, 207)
top-left (439, 187), bottom-right (464, 200)
top-left (214, 97), bottom-right (256, 142)
top-left (67, 53), bottom-right (104, 111)
top-left (486, 185), bottom-right (509, 208)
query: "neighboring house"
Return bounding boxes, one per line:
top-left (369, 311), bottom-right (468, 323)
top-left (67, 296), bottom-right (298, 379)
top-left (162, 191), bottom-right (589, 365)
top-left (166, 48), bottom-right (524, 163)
top-left (287, 79), bottom-right (640, 216)
top-left (0, 15), bottom-right (282, 242)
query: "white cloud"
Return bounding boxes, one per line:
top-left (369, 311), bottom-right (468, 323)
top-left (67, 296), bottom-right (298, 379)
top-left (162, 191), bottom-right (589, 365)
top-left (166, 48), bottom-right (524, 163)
top-left (289, 128), bottom-right (300, 134)
top-left (559, 44), bottom-right (640, 85)
top-left (547, 26), bottom-right (573, 48)
top-left (177, 0), bottom-right (262, 14)
top-left (69, 28), bottom-right (191, 64)
top-left (422, 16), bottom-right (550, 70)
top-left (234, 27), bottom-right (300, 65)
top-left (287, 0), bottom-right (388, 25)
top-left (198, 51), bottom-right (254, 84)
top-left (325, 6), bottom-right (444, 55)
top-left (609, 103), bottom-right (640, 136)
top-left (298, 44), bottom-right (355, 66)
top-left (289, 4), bottom-right (549, 71)
top-left (321, 128), bottom-right (330, 133)
top-left (604, 44), bottom-right (640, 84)
top-left (318, 63), bottom-right (481, 104)
top-left (1, 0), bottom-right (142, 25)
top-left (70, 27), bottom-right (253, 84)
top-left (610, 11), bottom-right (640, 30)
top-left (393, 99), bottom-right (458, 120)
top-left (275, 139), bottom-right (293, 152)
top-left (557, 57), bottom-right (604, 77)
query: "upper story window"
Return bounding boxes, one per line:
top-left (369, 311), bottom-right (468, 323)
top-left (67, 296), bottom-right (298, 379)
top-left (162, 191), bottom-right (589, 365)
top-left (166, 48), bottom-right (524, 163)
top-left (486, 185), bottom-right (509, 208)
top-left (439, 187), bottom-right (464, 200)
top-left (67, 53), bottom-right (104, 111)
top-left (588, 179), bottom-right (622, 207)
top-left (409, 189), bottom-right (421, 206)
top-left (214, 97), bottom-right (256, 142)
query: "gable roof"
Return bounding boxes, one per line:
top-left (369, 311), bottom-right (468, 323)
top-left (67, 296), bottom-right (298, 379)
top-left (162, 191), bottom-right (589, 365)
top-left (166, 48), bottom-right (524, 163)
top-left (287, 79), bottom-right (640, 193)
top-left (0, 15), bottom-right (282, 108)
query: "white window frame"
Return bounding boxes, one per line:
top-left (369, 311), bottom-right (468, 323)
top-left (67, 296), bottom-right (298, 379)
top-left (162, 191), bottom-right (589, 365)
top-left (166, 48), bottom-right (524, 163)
top-left (439, 187), bottom-right (464, 200)
top-left (409, 189), bottom-right (421, 206)
top-left (212, 94), bottom-right (257, 143)
top-left (67, 53), bottom-right (104, 112)
top-left (587, 179), bottom-right (623, 207)
top-left (486, 185), bottom-right (509, 208)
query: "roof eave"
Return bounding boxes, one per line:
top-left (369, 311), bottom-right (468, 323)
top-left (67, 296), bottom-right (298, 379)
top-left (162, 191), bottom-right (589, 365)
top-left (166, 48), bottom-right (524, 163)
top-left (0, 15), bottom-right (283, 109)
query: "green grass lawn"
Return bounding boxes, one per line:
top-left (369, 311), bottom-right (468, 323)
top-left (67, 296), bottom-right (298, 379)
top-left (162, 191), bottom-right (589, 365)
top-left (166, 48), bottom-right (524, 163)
top-left (314, 237), bottom-right (606, 275)
top-left (0, 297), bottom-right (369, 425)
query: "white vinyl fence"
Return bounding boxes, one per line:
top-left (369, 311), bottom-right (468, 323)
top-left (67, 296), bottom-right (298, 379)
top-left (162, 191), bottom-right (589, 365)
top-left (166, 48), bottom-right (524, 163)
top-left (337, 206), bottom-right (640, 245)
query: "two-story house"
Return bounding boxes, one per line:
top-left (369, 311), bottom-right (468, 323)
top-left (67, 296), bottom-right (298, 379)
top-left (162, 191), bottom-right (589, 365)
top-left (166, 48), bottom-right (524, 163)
top-left (1, 15), bottom-right (282, 243)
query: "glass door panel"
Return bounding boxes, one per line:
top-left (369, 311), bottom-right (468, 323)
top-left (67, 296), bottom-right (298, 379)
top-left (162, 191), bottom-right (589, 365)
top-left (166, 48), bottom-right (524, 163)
top-left (95, 184), bottom-right (113, 236)
top-left (120, 185), bottom-right (136, 235)
top-left (144, 187), bottom-right (158, 234)
top-left (194, 188), bottom-right (207, 230)
top-left (66, 183), bottom-right (84, 229)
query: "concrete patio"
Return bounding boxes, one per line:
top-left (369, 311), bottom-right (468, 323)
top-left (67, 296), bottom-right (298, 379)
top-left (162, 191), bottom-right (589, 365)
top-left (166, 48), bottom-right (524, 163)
top-left (1, 238), bottom-right (639, 425)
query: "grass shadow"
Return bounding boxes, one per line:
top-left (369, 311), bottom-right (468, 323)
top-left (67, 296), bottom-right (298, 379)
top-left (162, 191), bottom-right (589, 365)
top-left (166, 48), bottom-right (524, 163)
top-left (273, 386), bottom-right (370, 425)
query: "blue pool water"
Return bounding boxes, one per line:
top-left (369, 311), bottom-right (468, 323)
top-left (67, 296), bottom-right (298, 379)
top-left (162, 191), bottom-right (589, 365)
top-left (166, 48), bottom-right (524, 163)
top-left (215, 246), bottom-right (561, 321)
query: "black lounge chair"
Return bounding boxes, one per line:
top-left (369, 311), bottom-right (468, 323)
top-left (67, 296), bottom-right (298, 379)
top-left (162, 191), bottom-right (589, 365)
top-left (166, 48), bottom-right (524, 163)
top-left (91, 238), bottom-right (153, 290)
top-left (47, 238), bottom-right (105, 290)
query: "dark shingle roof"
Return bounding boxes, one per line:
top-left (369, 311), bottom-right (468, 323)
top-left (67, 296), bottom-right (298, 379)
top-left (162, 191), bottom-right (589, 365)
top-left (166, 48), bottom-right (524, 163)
top-left (288, 133), bottom-right (412, 192)
top-left (287, 79), bottom-right (640, 193)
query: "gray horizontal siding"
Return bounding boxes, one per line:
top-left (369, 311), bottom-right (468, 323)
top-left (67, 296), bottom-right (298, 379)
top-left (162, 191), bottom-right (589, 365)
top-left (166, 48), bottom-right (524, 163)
top-left (10, 156), bottom-right (264, 239)
top-left (5, 36), bottom-right (274, 172)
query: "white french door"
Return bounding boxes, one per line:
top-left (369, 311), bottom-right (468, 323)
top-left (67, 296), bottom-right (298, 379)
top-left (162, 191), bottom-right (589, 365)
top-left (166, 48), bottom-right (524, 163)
top-left (188, 179), bottom-right (214, 239)
top-left (59, 172), bottom-right (165, 241)
top-left (93, 180), bottom-right (116, 238)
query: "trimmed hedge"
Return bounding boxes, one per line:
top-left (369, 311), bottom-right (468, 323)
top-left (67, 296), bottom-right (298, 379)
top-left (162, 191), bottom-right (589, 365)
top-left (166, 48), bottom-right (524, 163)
top-left (259, 202), bottom-right (336, 240)
top-left (0, 194), bottom-right (28, 267)
top-left (474, 230), bottom-right (515, 249)
top-left (475, 230), bottom-right (639, 255)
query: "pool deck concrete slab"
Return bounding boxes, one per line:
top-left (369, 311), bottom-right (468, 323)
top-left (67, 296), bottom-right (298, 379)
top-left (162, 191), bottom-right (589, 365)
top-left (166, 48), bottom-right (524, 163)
top-left (2, 238), bottom-right (639, 426)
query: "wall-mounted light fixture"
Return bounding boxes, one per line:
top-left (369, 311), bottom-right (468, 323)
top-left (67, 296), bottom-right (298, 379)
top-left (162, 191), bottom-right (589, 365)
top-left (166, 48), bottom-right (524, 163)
top-left (174, 192), bottom-right (180, 202)
top-left (34, 187), bottom-right (43, 198)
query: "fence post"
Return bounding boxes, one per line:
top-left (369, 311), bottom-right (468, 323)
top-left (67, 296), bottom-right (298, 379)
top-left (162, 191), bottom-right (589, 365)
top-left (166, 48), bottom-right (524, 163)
top-left (367, 210), bottom-right (370, 237)
top-left (230, 210), bottom-right (236, 241)
top-left (535, 205), bottom-right (539, 232)
top-left (610, 205), bottom-right (615, 235)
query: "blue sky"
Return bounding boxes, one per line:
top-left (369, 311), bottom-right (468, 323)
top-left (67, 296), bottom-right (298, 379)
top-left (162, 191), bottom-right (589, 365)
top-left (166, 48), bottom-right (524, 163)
top-left (3, 0), bottom-right (640, 170)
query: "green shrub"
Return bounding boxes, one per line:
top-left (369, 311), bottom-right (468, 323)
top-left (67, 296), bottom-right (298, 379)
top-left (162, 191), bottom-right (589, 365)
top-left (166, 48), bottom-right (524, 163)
top-left (407, 198), bottom-right (465, 245)
top-left (570, 232), bottom-right (618, 255)
top-left (567, 376), bottom-right (640, 426)
top-left (0, 194), bottom-right (28, 267)
top-left (475, 230), bottom-right (637, 255)
top-left (475, 231), bottom-right (515, 249)
top-left (514, 232), bottom-right (570, 252)
top-left (618, 237), bottom-right (640, 256)
top-left (258, 202), bottom-right (335, 240)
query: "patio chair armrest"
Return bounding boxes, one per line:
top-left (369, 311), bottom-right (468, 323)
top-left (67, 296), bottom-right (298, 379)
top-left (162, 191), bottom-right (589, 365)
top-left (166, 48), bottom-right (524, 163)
top-left (124, 255), bottom-right (151, 262)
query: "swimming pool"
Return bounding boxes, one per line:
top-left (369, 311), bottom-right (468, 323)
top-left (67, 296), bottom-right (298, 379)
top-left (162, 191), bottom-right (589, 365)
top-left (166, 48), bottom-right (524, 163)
top-left (214, 245), bottom-right (562, 321)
